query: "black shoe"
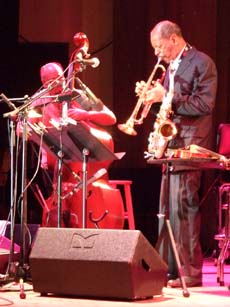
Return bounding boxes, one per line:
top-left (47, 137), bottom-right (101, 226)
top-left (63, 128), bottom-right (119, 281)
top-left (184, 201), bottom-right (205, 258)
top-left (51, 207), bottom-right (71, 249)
top-left (167, 276), bottom-right (202, 288)
top-left (167, 273), bottom-right (178, 281)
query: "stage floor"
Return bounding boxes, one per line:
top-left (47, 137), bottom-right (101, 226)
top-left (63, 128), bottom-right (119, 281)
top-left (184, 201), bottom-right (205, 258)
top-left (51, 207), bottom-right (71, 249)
top-left (0, 257), bottom-right (229, 307)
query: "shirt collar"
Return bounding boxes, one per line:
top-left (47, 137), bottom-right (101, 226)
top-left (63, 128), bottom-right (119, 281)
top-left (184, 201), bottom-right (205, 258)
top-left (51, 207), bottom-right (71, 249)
top-left (170, 43), bottom-right (187, 72)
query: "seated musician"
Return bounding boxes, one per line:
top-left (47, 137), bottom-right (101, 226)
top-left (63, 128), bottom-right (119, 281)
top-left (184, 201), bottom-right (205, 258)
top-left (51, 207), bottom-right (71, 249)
top-left (40, 62), bottom-right (116, 125)
top-left (16, 61), bottom-right (117, 201)
top-left (18, 62), bottom-right (116, 170)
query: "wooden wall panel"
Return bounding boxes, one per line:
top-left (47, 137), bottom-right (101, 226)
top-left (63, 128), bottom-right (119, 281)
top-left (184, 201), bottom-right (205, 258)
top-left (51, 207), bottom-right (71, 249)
top-left (19, 0), bottom-right (114, 110)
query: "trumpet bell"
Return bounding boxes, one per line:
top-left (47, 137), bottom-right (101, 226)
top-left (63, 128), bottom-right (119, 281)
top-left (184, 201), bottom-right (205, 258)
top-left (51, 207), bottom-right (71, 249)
top-left (117, 123), bottom-right (137, 136)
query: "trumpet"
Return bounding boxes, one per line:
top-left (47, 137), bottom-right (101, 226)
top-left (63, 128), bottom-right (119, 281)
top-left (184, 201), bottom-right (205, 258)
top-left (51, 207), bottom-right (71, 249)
top-left (117, 58), bottom-right (166, 136)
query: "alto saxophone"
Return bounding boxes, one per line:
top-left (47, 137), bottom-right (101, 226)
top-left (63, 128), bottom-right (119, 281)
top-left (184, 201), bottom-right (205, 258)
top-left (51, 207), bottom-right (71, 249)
top-left (146, 70), bottom-right (177, 159)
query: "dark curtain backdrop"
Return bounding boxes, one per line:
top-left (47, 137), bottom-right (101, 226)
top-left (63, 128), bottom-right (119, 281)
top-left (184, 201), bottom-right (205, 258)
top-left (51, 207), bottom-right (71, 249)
top-left (111, 0), bottom-right (225, 249)
top-left (113, 0), bottom-right (219, 168)
top-left (0, 0), bottom-right (229, 250)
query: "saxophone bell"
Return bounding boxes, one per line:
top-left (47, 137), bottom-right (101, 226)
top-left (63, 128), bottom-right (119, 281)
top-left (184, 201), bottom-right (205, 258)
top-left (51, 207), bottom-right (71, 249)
top-left (147, 120), bottom-right (177, 159)
top-left (158, 119), bottom-right (177, 140)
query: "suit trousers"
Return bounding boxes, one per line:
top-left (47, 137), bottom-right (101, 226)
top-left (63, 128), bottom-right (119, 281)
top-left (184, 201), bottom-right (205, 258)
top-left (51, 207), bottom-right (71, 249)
top-left (158, 168), bottom-right (203, 280)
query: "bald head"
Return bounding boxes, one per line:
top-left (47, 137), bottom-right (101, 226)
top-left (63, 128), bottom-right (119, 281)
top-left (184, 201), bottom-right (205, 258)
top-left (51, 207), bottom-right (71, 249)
top-left (40, 62), bottom-right (66, 94)
top-left (151, 20), bottom-right (183, 40)
top-left (150, 20), bottom-right (186, 63)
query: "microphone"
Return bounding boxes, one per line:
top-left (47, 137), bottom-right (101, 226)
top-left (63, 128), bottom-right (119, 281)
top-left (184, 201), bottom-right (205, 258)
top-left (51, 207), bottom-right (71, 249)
top-left (77, 57), bottom-right (100, 68)
top-left (0, 93), bottom-right (16, 110)
top-left (56, 91), bottom-right (73, 102)
top-left (62, 168), bottom-right (107, 200)
top-left (75, 77), bottom-right (104, 111)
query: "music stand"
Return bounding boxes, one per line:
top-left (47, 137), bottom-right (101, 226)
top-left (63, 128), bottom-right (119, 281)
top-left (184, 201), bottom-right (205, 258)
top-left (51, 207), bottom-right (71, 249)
top-left (29, 120), bottom-right (124, 227)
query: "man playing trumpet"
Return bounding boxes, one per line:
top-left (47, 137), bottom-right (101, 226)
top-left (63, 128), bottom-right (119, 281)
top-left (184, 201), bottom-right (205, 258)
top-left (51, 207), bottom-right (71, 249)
top-left (136, 20), bottom-right (217, 288)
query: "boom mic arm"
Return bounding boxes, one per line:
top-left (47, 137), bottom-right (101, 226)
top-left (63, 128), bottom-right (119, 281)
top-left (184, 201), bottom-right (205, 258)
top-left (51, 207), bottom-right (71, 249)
top-left (75, 77), bottom-right (104, 111)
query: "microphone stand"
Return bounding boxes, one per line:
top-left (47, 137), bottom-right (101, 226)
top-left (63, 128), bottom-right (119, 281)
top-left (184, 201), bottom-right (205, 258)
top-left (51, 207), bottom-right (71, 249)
top-left (56, 50), bottom-right (103, 227)
top-left (2, 83), bottom-right (61, 119)
top-left (17, 111), bottom-right (30, 280)
top-left (5, 103), bottom-right (17, 281)
top-left (0, 94), bottom-right (31, 284)
top-left (1, 86), bottom-right (61, 283)
top-left (7, 118), bottom-right (16, 277)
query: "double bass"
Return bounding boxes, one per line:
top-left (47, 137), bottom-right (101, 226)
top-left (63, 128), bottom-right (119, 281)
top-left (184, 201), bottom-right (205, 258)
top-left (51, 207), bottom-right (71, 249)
top-left (42, 33), bottom-right (125, 229)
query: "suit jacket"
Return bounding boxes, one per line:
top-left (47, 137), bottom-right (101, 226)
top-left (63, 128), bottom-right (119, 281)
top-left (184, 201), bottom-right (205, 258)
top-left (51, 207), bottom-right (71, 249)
top-left (163, 46), bottom-right (217, 151)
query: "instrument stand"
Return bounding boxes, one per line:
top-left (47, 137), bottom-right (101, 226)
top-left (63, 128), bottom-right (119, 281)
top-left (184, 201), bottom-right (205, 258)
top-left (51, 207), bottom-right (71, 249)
top-left (147, 153), bottom-right (230, 294)
top-left (154, 161), bottom-right (190, 297)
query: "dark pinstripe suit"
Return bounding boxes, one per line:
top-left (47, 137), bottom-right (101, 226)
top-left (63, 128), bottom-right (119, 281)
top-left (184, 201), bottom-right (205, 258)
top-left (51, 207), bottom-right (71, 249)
top-left (158, 45), bottom-right (217, 281)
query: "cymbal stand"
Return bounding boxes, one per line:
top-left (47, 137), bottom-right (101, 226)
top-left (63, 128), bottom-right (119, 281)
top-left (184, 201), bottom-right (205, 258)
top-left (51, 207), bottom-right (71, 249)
top-left (156, 161), bottom-right (190, 297)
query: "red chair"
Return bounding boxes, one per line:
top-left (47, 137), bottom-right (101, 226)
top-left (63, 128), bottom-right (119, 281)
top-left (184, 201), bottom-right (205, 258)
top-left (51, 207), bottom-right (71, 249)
top-left (108, 180), bottom-right (135, 230)
top-left (214, 123), bottom-right (230, 285)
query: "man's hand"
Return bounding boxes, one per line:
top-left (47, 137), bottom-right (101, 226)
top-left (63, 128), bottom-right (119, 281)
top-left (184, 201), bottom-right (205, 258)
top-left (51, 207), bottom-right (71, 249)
top-left (135, 81), bottom-right (147, 97)
top-left (135, 80), bottom-right (166, 105)
top-left (144, 81), bottom-right (166, 103)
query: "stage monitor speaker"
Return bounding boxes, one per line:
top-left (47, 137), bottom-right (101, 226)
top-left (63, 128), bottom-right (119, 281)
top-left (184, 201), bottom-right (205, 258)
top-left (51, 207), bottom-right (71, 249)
top-left (29, 228), bottom-right (167, 300)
